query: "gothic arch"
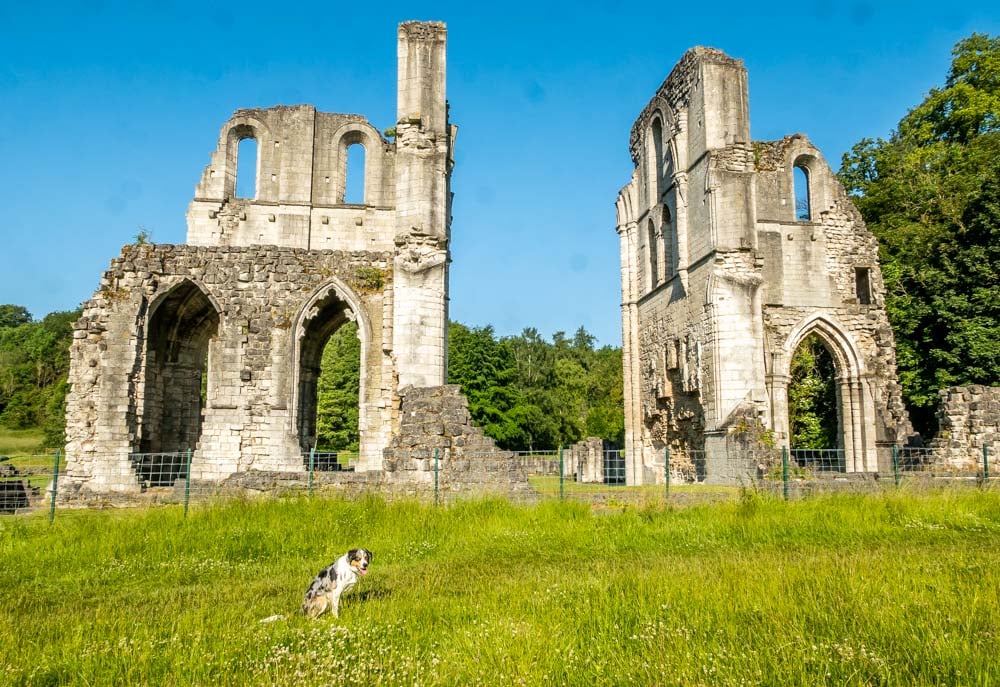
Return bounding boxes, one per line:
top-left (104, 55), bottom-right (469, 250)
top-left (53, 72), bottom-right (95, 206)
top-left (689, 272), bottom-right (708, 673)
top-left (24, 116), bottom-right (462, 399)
top-left (782, 313), bottom-right (863, 380)
top-left (137, 278), bottom-right (222, 477)
top-left (290, 277), bottom-right (372, 456)
top-left (773, 313), bottom-right (877, 471)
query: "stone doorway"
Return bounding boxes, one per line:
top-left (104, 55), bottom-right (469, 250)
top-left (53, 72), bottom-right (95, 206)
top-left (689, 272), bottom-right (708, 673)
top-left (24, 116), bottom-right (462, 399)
top-left (295, 286), bottom-right (364, 456)
top-left (788, 332), bottom-right (843, 471)
top-left (137, 280), bottom-right (220, 481)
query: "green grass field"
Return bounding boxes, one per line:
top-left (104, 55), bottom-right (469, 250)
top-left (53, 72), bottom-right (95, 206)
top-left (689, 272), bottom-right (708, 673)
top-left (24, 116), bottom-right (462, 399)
top-left (0, 427), bottom-right (62, 491)
top-left (0, 427), bottom-right (46, 458)
top-left (2, 490), bottom-right (998, 686)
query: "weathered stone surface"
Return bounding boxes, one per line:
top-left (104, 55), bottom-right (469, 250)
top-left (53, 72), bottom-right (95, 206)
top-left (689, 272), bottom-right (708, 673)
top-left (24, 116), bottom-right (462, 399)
top-left (928, 385), bottom-right (1000, 469)
top-left (383, 385), bottom-right (532, 498)
top-left (616, 47), bottom-right (915, 484)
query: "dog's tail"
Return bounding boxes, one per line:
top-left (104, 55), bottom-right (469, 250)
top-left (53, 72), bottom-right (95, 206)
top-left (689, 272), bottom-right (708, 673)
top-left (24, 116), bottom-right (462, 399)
top-left (259, 613), bottom-right (287, 623)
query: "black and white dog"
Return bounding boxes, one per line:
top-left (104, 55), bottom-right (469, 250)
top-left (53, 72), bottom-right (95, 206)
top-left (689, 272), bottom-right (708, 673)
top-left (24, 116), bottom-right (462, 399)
top-left (301, 548), bottom-right (373, 619)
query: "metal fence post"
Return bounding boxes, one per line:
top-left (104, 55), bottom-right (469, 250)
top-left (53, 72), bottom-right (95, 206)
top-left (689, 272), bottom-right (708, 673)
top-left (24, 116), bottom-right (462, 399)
top-left (308, 446), bottom-right (315, 498)
top-left (559, 446), bottom-right (565, 501)
top-left (983, 444), bottom-right (990, 482)
top-left (434, 448), bottom-right (439, 506)
top-left (781, 446), bottom-right (790, 501)
top-left (183, 449), bottom-right (193, 518)
top-left (48, 449), bottom-right (60, 525)
top-left (892, 444), bottom-right (900, 488)
top-left (665, 446), bottom-right (670, 500)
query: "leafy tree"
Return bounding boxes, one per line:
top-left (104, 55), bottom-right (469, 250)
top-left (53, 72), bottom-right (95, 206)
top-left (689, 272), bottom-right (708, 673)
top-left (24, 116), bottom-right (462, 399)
top-left (0, 305), bottom-right (31, 330)
top-left (447, 322), bottom-right (527, 448)
top-left (788, 335), bottom-right (838, 449)
top-left (444, 323), bottom-right (625, 450)
top-left (315, 322), bottom-right (361, 452)
top-left (0, 308), bottom-right (79, 446)
top-left (839, 33), bottom-right (1000, 436)
top-left (503, 326), bottom-right (623, 449)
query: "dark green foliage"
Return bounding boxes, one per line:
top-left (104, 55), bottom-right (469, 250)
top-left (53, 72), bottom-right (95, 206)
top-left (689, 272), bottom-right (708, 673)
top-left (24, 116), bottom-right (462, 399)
top-left (447, 323), bottom-right (624, 450)
top-left (788, 335), bottom-right (838, 449)
top-left (315, 322), bottom-right (361, 452)
top-left (0, 308), bottom-right (79, 447)
top-left (839, 33), bottom-right (1000, 436)
top-left (0, 304), bottom-right (32, 330)
top-left (447, 322), bottom-right (527, 448)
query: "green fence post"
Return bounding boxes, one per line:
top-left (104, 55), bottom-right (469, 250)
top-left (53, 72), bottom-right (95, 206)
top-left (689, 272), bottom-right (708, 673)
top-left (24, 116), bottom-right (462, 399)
top-left (983, 444), bottom-right (990, 482)
top-left (308, 446), bottom-right (315, 498)
top-left (434, 448), bottom-right (439, 506)
top-left (559, 446), bottom-right (565, 501)
top-left (892, 444), bottom-right (900, 488)
top-left (183, 449), bottom-right (193, 518)
top-left (665, 446), bottom-right (670, 500)
top-left (48, 449), bottom-right (60, 525)
top-left (781, 446), bottom-right (790, 502)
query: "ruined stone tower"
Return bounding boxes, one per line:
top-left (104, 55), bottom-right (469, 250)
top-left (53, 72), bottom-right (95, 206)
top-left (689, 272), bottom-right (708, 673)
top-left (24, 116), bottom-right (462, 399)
top-left (616, 48), bottom-right (912, 484)
top-left (64, 22), bottom-right (455, 491)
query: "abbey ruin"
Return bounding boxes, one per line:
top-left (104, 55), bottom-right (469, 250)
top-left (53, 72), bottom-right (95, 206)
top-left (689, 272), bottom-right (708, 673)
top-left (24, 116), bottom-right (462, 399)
top-left (61, 24), bottom-right (990, 497)
top-left (616, 48), bottom-right (915, 484)
top-left (61, 22), bottom-right (531, 497)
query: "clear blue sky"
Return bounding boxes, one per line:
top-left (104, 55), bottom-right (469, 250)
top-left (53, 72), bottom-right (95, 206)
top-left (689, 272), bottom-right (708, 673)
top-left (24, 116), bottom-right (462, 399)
top-left (1, 1), bottom-right (997, 347)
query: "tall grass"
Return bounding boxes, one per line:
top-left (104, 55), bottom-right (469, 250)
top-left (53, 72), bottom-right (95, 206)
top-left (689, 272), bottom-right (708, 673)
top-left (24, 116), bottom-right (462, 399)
top-left (2, 489), bottom-right (998, 685)
top-left (0, 427), bottom-right (45, 457)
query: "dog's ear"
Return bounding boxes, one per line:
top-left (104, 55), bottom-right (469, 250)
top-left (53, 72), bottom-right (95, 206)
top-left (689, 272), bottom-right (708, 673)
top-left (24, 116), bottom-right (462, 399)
top-left (347, 548), bottom-right (358, 560)
top-left (366, 549), bottom-right (373, 561)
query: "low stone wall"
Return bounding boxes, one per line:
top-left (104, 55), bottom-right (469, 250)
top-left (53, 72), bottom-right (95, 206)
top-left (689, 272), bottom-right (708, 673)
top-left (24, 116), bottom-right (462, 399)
top-left (929, 385), bottom-right (1000, 468)
top-left (383, 385), bottom-right (533, 499)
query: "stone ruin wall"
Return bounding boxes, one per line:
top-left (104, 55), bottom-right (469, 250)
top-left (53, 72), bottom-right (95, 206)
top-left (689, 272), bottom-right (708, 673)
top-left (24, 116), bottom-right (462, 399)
top-left (186, 107), bottom-right (400, 251)
top-left (618, 46), bottom-right (914, 483)
top-left (383, 385), bottom-right (532, 499)
top-left (754, 137), bottom-right (914, 448)
top-left (634, 263), bottom-right (714, 477)
top-left (929, 386), bottom-right (1000, 468)
top-left (63, 245), bottom-right (396, 492)
top-left (60, 22), bottom-right (530, 502)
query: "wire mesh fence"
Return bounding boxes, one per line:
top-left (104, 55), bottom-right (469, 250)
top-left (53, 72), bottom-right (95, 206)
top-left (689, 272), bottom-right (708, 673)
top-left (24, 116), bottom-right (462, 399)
top-left (1, 442), bottom-right (994, 520)
top-left (790, 448), bottom-right (847, 473)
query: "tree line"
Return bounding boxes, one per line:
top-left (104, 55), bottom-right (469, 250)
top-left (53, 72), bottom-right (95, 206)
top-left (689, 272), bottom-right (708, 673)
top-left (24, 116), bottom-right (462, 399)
top-left (313, 321), bottom-right (623, 452)
top-left (0, 304), bottom-right (79, 447)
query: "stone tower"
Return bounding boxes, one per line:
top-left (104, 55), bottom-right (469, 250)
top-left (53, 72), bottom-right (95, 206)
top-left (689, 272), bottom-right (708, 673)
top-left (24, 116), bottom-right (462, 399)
top-left (63, 22), bottom-right (456, 492)
top-left (616, 48), bottom-right (912, 484)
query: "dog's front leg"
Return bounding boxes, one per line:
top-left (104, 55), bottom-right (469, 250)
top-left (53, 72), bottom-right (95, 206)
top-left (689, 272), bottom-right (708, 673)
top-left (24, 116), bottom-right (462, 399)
top-left (331, 588), bottom-right (343, 618)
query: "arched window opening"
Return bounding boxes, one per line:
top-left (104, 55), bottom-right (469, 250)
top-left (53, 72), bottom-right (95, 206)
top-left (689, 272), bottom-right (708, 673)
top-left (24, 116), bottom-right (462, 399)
top-left (855, 266), bottom-right (872, 305)
top-left (661, 144), bottom-right (674, 188)
top-left (646, 219), bottom-right (659, 289)
top-left (137, 282), bottom-right (219, 483)
top-left (788, 333), bottom-right (841, 470)
top-left (793, 164), bottom-right (811, 221)
top-left (236, 137), bottom-right (258, 199)
top-left (298, 291), bottom-right (361, 469)
top-left (344, 143), bottom-right (366, 205)
top-left (661, 205), bottom-right (674, 280)
top-left (650, 118), bottom-right (664, 200)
